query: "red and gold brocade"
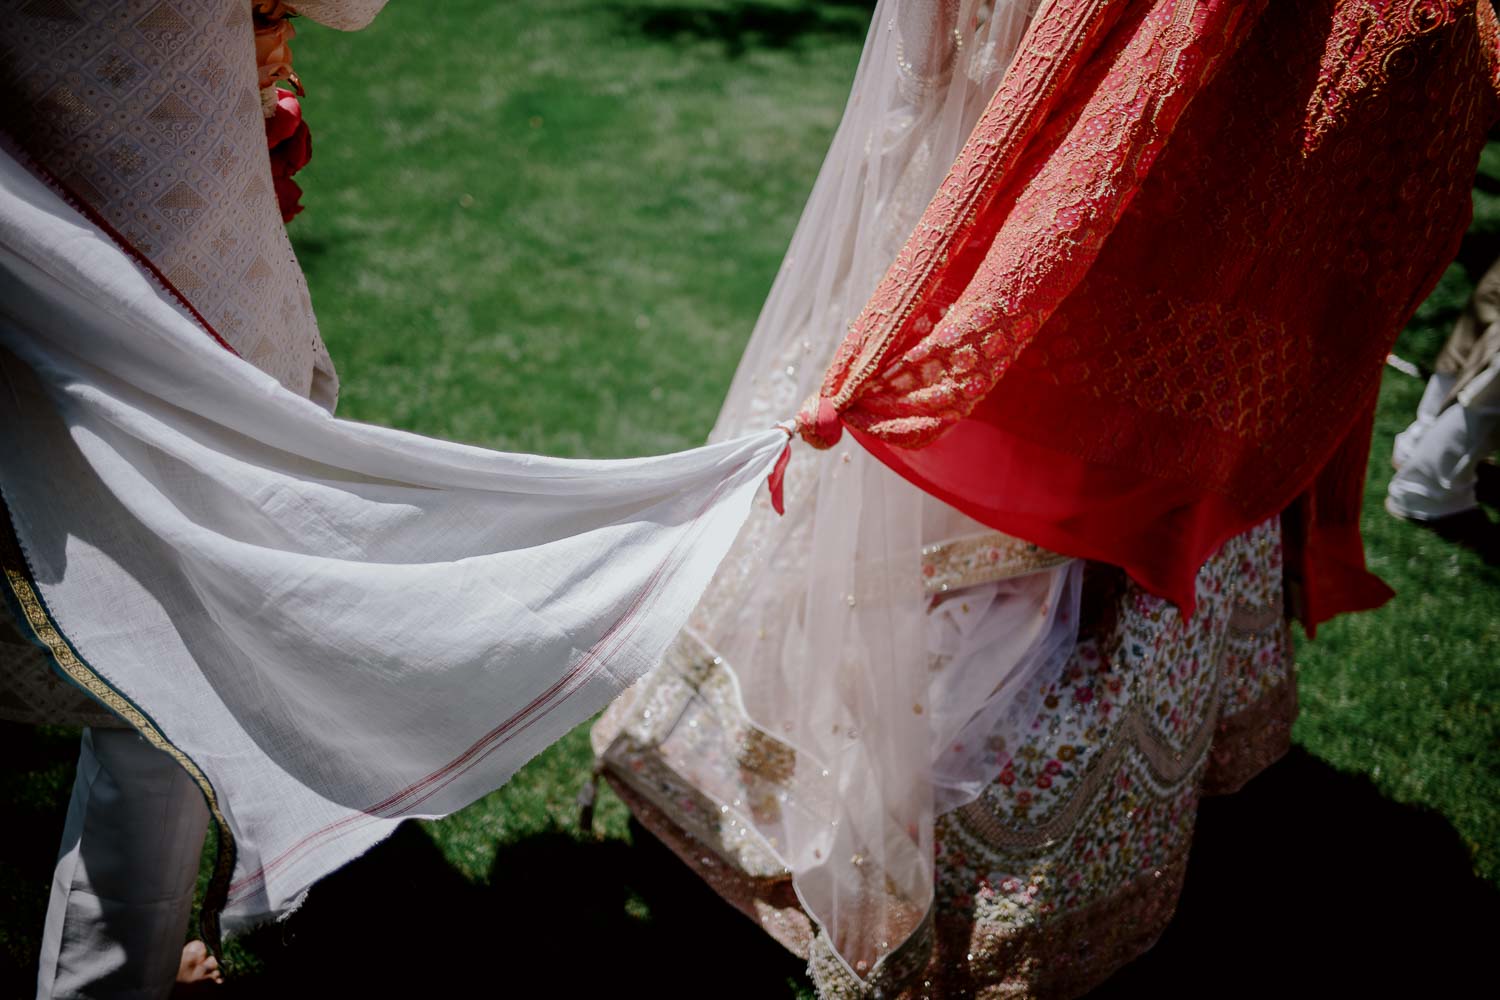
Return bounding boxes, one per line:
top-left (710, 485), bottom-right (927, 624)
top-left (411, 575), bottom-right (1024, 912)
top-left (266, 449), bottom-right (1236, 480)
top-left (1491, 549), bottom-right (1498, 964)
top-left (803, 0), bottom-right (1500, 627)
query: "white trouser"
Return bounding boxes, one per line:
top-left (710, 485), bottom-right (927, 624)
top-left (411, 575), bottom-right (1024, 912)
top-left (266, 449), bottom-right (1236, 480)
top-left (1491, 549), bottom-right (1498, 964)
top-left (1391, 371), bottom-right (1458, 470)
top-left (1389, 364), bottom-right (1500, 520)
top-left (37, 727), bottom-right (209, 1000)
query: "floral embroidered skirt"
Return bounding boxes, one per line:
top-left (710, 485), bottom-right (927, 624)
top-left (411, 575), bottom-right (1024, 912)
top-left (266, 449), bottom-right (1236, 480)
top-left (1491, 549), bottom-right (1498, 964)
top-left (592, 518), bottom-right (1294, 998)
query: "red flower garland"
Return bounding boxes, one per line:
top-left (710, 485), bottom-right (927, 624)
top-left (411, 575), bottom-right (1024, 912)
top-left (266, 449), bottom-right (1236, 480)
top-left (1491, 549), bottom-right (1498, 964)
top-left (254, 2), bottom-right (311, 224)
top-left (266, 89), bottom-right (312, 222)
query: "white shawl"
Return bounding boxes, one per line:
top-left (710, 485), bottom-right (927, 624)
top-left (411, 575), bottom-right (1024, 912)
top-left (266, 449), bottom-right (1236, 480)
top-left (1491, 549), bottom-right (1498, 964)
top-left (0, 148), bottom-right (787, 936)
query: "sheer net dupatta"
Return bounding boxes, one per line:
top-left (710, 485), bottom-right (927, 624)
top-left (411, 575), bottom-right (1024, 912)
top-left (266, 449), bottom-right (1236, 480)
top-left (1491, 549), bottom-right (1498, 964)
top-left (593, 2), bottom-right (1084, 994)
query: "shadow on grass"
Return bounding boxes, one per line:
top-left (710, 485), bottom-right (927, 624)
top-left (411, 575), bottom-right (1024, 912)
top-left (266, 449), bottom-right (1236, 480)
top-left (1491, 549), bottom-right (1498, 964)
top-left (224, 748), bottom-right (1499, 998)
top-left (286, 232), bottom-right (345, 288)
top-left (0, 723), bottom-right (77, 992)
top-left (3, 734), bottom-right (1495, 997)
top-left (1455, 229), bottom-right (1500, 286)
top-left (611, 0), bottom-right (872, 57)
top-left (1089, 747), bottom-right (1500, 997)
top-left (1419, 507), bottom-right (1500, 568)
top-left (1384, 466), bottom-right (1500, 573)
top-left (1478, 461), bottom-right (1500, 508)
top-left (1474, 171), bottom-right (1500, 195)
top-left (217, 820), bottom-right (812, 997)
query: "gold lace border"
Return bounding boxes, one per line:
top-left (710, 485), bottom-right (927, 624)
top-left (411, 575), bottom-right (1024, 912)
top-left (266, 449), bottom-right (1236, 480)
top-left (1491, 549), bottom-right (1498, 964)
top-left (921, 531), bottom-right (1072, 595)
top-left (0, 505), bottom-right (236, 960)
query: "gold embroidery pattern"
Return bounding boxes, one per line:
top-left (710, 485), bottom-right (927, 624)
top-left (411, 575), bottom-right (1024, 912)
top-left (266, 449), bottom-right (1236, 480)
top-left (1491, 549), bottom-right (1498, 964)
top-left (598, 633), bottom-right (793, 881)
top-left (807, 902), bottom-right (935, 998)
top-left (814, 0), bottom-right (1497, 538)
top-left (921, 531), bottom-right (1072, 595)
top-left (813, 0), bottom-right (1125, 420)
top-left (594, 519), bottom-right (1295, 997)
top-left (850, 0), bottom-right (1260, 445)
top-left (737, 727), bottom-right (797, 787)
top-left (926, 519), bottom-right (1293, 996)
top-left (0, 519), bottom-right (236, 957)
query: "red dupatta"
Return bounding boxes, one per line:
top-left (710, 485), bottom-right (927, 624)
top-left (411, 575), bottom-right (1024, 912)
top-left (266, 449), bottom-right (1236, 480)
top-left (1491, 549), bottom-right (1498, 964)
top-left (798, 0), bottom-right (1500, 630)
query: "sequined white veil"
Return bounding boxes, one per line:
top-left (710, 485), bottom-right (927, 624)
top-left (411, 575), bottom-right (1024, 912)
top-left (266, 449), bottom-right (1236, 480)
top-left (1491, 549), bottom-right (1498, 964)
top-left (594, 1), bottom-right (1082, 991)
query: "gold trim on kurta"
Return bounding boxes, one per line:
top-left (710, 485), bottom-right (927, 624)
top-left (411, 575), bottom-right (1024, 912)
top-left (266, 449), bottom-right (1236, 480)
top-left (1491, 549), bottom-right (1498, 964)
top-left (0, 513), bottom-right (236, 957)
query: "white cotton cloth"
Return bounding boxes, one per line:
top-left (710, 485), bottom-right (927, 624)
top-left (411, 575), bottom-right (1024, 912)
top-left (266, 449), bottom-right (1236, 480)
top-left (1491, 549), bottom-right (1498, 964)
top-left (1388, 363), bottom-right (1500, 520)
top-left (0, 148), bottom-right (787, 931)
top-left (1391, 372), bottom-right (1458, 471)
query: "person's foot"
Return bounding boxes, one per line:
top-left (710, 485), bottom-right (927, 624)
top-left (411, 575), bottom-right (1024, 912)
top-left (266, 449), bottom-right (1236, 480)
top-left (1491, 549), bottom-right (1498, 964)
top-left (1385, 494), bottom-right (1478, 523)
top-left (173, 940), bottom-right (223, 994)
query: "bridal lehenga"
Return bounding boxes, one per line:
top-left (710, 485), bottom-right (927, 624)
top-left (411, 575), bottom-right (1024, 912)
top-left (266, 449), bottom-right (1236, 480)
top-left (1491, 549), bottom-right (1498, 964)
top-left (587, 3), bottom-right (1289, 994)
top-left (592, 0), bottom-right (1500, 996)
top-left (594, 519), bottom-right (1292, 996)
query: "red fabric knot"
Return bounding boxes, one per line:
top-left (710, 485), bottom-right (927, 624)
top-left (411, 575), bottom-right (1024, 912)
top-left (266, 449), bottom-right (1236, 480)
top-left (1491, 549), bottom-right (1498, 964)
top-left (796, 394), bottom-right (843, 450)
top-left (766, 428), bottom-right (793, 516)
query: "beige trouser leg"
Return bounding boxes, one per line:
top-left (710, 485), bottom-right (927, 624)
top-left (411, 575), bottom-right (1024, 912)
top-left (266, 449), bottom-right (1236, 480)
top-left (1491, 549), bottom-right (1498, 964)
top-left (36, 727), bottom-right (210, 1000)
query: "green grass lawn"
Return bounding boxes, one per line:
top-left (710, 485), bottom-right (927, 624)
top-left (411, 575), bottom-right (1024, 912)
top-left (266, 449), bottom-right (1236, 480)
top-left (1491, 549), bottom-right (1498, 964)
top-left (2, 1), bottom-right (1497, 995)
